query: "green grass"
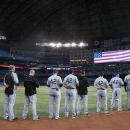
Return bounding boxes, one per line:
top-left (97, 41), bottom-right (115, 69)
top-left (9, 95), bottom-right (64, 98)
top-left (0, 86), bottom-right (127, 119)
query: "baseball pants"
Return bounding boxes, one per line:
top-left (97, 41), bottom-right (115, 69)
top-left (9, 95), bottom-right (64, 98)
top-left (4, 93), bottom-right (16, 120)
top-left (65, 89), bottom-right (76, 117)
top-left (22, 94), bottom-right (38, 120)
top-left (77, 95), bottom-right (88, 115)
top-left (49, 89), bottom-right (61, 119)
top-left (97, 90), bottom-right (108, 113)
top-left (126, 91), bottom-right (130, 109)
top-left (111, 88), bottom-right (122, 111)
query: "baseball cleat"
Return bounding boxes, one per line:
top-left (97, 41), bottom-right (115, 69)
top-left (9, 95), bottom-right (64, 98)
top-left (128, 109), bottom-right (130, 111)
top-left (4, 116), bottom-right (9, 120)
top-left (23, 117), bottom-right (27, 119)
top-left (97, 112), bottom-right (100, 114)
top-left (72, 116), bottom-right (79, 118)
top-left (9, 117), bottom-right (18, 121)
top-left (33, 117), bottom-right (40, 121)
top-left (105, 112), bottom-right (110, 115)
top-left (84, 113), bottom-right (90, 116)
top-left (118, 110), bottom-right (122, 112)
top-left (55, 117), bottom-right (60, 120)
top-left (111, 108), bottom-right (114, 110)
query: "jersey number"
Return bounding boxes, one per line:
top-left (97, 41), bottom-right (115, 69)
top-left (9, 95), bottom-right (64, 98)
top-left (50, 79), bottom-right (56, 84)
top-left (113, 80), bottom-right (118, 84)
top-left (66, 78), bottom-right (72, 83)
top-left (98, 81), bottom-right (103, 86)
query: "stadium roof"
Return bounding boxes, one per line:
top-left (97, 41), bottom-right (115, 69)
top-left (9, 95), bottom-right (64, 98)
top-left (0, 0), bottom-right (130, 47)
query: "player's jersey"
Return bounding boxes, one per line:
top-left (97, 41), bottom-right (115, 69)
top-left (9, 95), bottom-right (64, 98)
top-left (63, 74), bottom-right (79, 89)
top-left (109, 77), bottom-right (124, 89)
top-left (47, 75), bottom-right (62, 89)
top-left (94, 77), bottom-right (109, 89)
top-left (124, 74), bottom-right (130, 91)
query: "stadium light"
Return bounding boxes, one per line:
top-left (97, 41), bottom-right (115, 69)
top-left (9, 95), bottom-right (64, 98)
top-left (56, 43), bottom-right (62, 48)
top-left (79, 42), bottom-right (84, 47)
top-left (71, 42), bottom-right (76, 47)
top-left (50, 43), bottom-right (56, 47)
top-left (64, 43), bottom-right (71, 47)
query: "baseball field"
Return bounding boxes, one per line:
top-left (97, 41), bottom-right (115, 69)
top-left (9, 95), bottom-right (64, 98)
top-left (0, 86), bottom-right (129, 130)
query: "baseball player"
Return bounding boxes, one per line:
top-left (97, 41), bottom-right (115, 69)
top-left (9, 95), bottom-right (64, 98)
top-left (109, 74), bottom-right (124, 111)
top-left (22, 70), bottom-right (40, 120)
top-left (124, 70), bottom-right (130, 111)
top-left (76, 70), bottom-right (90, 117)
top-left (110, 74), bottom-right (118, 101)
top-left (3, 65), bottom-right (19, 121)
top-left (47, 70), bottom-right (62, 120)
top-left (94, 72), bottom-right (110, 115)
top-left (63, 69), bottom-right (79, 118)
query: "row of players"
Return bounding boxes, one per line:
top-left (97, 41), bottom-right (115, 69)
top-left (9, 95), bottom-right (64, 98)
top-left (3, 65), bottom-right (129, 121)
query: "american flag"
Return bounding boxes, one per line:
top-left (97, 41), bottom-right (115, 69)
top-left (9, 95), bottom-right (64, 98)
top-left (94, 50), bottom-right (130, 63)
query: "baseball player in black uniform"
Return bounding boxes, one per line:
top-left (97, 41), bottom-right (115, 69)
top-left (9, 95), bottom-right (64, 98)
top-left (47, 70), bottom-right (62, 120)
top-left (22, 70), bottom-right (40, 120)
top-left (76, 70), bottom-right (90, 117)
top-left (94, 72), bottom-right (110, 115)
top-left (63, 69), bottom-right (79, 118)
top-left (3, 65), bottom-right (19, 121)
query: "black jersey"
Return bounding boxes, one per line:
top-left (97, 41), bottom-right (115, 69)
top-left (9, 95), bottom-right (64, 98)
top-left (76, 76), bottom-right (89, 95)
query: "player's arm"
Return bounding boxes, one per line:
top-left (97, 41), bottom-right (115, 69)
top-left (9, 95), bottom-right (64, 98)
top-left (63, 77), bottom-right (71, 88)
top-left (63, 84), bottom-right (71, 89)
top-left (59, 77), bottom-right (63, 87)
top-left (124, 77), bottom-right (127, 92)
top-left (34, 78), bottom-right (40, 88)
top-left (109, 79), bottom-right (113, 89)
top-left (12, 73), bottom-right (19, 85)
top-left (85, 78), bottom-right (89, 87)
top-left (4, 83), bottom-right (9, 88)
top-left (3, 75), bottom-right (9, 88)
top-left (120, 79), bottom-right (124, 86)
top-left (75, 77), bottom-right (79, 87)
top-left (94, 80), bottom-right (99, 89)
top-left (46, 79), bottom-right (50, 87)
top-left (105, 80), bottom-right (109, 88)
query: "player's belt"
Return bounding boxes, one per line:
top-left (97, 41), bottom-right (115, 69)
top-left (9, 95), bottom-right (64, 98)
top-left (51, 88), bottom-right (59, 91)
top-left (97, 88), bottom-right (105, 90)
top-left (67, 88), bottom-right (75, 89)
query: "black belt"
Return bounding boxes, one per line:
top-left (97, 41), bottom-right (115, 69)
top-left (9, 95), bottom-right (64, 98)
top-left (51, 88), bottom-right (59, 91)
top-left (97, 88), bottom-right (105, 90)
top-left (67, 88), bottom-right (75, 89)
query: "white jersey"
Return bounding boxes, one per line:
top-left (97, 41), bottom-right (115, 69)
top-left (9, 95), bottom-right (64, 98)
top-left (47, 75), bottom-right (62, 89)
top-left (63, 74), bottom-right (79, 89)
top-left (94, 77), bottom-right (109, 89)
top-left (124, 74), bottom-right (130, 91)
top-left (109, 77), bottom-right (124, 89)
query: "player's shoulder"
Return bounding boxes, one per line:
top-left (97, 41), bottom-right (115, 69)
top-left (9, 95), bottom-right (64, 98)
top-left (12, 72), bottom-right (17, 75)
top-left (125, 74), bottom-right (130, 78)
top-left (57, 75), bottom-right (62, 79)
top-left (48, 75), bottom-right (53, 79)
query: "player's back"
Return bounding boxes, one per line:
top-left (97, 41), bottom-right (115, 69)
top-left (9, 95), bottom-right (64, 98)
top-left (48, 75), bottom-right (62, 89)
top-left (94, 77), bottom-right (108, 89)
top-left (124, 74), bottom-right (130, 90)
top-left (63, 74), bottom-right (79, 89)
top-left (110, 77), bottom-right (123, 88)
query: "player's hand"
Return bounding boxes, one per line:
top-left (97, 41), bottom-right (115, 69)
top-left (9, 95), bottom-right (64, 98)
top-left (5, 84), bottom-right (9, 88)
top-left (66, 86), bottom-right (71, 89)
top-left (125, 89), bottom-right (127, 92)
